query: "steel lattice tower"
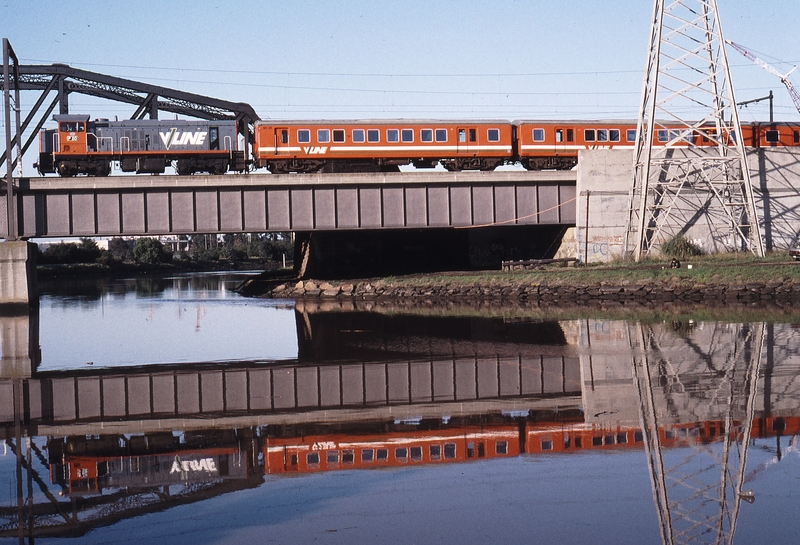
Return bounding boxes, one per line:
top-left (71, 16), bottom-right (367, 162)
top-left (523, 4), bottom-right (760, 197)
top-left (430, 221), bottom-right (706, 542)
top-left (625, 0), bottom-right (764, 260)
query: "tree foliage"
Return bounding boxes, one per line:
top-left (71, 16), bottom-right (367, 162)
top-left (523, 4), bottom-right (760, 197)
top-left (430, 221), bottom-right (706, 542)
top-left (133, 237), bottom-right (170, 264)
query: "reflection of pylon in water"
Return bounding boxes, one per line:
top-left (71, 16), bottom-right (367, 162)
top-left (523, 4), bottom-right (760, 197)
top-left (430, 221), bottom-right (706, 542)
top-left (631, 322), bottom-right (764, 545)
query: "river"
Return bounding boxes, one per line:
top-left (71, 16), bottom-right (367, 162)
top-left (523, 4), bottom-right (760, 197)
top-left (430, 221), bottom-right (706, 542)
top-left (1, 272), bottom-right (798, 544)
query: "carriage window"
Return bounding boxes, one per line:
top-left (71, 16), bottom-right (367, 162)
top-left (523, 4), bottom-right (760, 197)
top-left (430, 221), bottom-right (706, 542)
top-left (387, 129), bottom-right (400, 142)
top-left (555, 129), bottom-right (563, 143)
top-left (469, 128), bottom-right (476, 142)
top-left (421, 129), bottom-right (433, 142)
top-left (657, 130), bottom-right (669, 142)
top-left (795, 131), bottom-right (800, 143)
top-left (444, 443), bottom-right (456, 459)
top-left (597, 129), bottom-right (608, 142)
top-left (333, 129), bottom-right (345, 143)
top-left (376, 449), bottom-right (388, 461)
top-left (298, 129), bottom-right (311, 143)
top-left (541, 439), bottom-right (553, 450)
top-left (627, 129), bottom-right (637, 142)
top-left (401, 128), bottom-right (414, 142)
top-left (280, 129), bottom-right (288, 144)
top-left (395, 447), bottom-right (408, 461)
top-left (533, 128), bottom-right (545, 142)
top-left (306, 452), bottom-right (320, 465)
top-left (458, 129), bottom-right (466, 143)
top-left (435, 129), bottom-right (448, 142)
top-left (367, 129), bottom-right (380, 142)
top-left (610, 129), bottom-right (620, 142)
top-left (429, 445), bottom-right (441, 460)
top-left (361, 449), bottom-right (374, 462)
top-left (567, 129), bottom-right (574, 142)
top-left (326, 450), bottom-right (339, 464)
top-left (765, 130), bottom-right (780, 143)
top-left (353, 129), bottom-right (365, 143)
top-left (487, 128), bottom-right (500, 142)
top-left (496, 441), bottom-right (508, 454)
top-left (342, 450), bottom-right (355, 464)
top-left (410, 447), bottom-right (422, 461)
top-left (584, 129), bottom-right (596, 142)
top-left (317, 129), bottom-right (330, 143)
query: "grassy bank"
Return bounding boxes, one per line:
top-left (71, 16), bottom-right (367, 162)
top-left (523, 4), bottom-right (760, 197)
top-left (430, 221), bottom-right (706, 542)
top-left (368, 253), bottom-right (800, 289)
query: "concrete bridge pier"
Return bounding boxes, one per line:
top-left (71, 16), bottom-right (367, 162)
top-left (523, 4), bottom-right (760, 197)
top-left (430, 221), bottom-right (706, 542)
top-left (0, 241), bottom-right (37, 307)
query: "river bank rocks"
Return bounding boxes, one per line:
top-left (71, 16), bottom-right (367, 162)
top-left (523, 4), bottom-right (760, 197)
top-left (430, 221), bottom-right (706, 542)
top-left (263, 278), bottom-right (800, 305)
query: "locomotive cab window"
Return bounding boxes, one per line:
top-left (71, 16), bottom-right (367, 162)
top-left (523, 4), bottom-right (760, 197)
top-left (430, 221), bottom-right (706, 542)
top-left (353, 129), bottom-right (365, 143)
top-left (421, 129), bottom-right (433, 142)
top-left (387, 129), bottom-right (400, 143)
top-left (367, 129), bottom-right (380, 143)
top-left (765, 130), bottom-right (780, 143)
top-left (533, 128), bottom-right (545, 142)
top-left (401, 129), bottom-right (414, 142)
top-left (584, 129), bottom-right (596, 142)
top-left (298, 129), bottom-right (311, 143)
top-left (487, 128), bottom-right (500, 142)
top-left (60, 122), bottom-right (85, 132)
top-left (333, 129), bottom-right (345, 143)
top-left (317, 129), bottom-right (330, 143)
top-left (435, 128), bottom-right (448, 142)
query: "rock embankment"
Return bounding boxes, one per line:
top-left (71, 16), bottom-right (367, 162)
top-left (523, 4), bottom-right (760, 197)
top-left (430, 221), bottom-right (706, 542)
top-left (264, 278), bottom-right (800, 304)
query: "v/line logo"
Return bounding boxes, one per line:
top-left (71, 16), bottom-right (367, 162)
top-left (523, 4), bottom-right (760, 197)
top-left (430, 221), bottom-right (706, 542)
top-left (159, 128), bottom-right (208, 149)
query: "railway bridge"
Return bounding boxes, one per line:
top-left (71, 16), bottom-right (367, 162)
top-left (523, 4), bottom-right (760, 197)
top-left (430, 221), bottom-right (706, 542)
top-left (0, 169), bottom-right (577, 304)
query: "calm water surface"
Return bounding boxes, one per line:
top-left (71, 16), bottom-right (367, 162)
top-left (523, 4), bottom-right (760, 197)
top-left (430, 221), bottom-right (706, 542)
top-left (1, 273), bottom-right (799, 544)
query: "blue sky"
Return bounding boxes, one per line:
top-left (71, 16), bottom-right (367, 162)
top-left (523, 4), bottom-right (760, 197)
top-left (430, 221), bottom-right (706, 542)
top-left (2, 0), bottom-right (800, 124)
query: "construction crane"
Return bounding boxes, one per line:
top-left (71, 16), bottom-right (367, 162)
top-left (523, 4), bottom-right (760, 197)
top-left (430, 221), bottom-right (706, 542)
top-left (726, 40), bottom-right (800, 114)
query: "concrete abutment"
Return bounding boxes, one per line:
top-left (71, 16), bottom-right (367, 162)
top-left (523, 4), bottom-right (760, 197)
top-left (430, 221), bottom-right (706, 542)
top-left (0, 240), bottom-right (37, 306)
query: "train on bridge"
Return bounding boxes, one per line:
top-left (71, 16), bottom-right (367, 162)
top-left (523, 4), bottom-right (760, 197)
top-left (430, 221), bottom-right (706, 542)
top-left (35, 114), bottom-right (800, 176)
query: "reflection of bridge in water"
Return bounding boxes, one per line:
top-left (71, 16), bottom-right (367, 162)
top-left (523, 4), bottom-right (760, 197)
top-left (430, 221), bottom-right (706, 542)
top-left (4, 303), bottom-right (800, 541)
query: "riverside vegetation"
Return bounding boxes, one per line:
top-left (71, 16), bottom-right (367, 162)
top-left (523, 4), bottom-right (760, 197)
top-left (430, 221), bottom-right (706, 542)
top-left (241, 250), bottom-right (800, 309)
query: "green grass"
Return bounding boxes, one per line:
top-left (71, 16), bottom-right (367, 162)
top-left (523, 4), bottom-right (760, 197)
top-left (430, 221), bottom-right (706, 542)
top-left (369, 254), bottom-right (800, 289)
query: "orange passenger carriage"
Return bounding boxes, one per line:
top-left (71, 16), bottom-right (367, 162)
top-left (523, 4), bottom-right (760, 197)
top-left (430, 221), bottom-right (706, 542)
top-left (253, 120), bottom-right (515, 173)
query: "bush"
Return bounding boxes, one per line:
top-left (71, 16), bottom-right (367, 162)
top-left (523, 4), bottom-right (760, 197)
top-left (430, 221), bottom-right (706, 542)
top-left (39, 238), bottom-right (103, 264)
top-left (661, 234), bottom-right (703, 259)
top-left (132, 238), bottom-right (170, 264)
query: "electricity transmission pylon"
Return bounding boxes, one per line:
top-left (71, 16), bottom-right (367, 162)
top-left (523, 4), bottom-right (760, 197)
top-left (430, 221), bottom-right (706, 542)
top-left (625, 0), bottom-right (764, 260)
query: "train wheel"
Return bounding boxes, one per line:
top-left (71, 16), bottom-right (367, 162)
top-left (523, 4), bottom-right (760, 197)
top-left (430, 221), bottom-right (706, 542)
top-left (57, 162), bottom-right (75, 177)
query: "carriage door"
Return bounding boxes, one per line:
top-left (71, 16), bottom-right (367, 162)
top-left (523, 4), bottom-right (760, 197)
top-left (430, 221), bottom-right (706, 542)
top-left (457, 127), bottom-right (477, 153)
top-left (554, 127), bottom-right (572, 156)
top-left (274, 127), bottom-right (290, 155)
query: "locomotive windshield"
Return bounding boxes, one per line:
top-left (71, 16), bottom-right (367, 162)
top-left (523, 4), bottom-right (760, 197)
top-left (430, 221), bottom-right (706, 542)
top-left (60, 122), bottom-right (85, 132)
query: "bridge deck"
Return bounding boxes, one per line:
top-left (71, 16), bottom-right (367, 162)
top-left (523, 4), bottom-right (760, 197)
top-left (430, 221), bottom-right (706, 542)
top-left (2, 170), bottom-right (576, 238)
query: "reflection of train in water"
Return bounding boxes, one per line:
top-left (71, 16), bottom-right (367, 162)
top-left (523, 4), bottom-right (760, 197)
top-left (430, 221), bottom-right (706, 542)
top-left (48, 430), bottom-right (251, 495)
top-left (263, 416), bottom-right (799, 474)
top-left (48, 416), bottom-right (799, 493)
